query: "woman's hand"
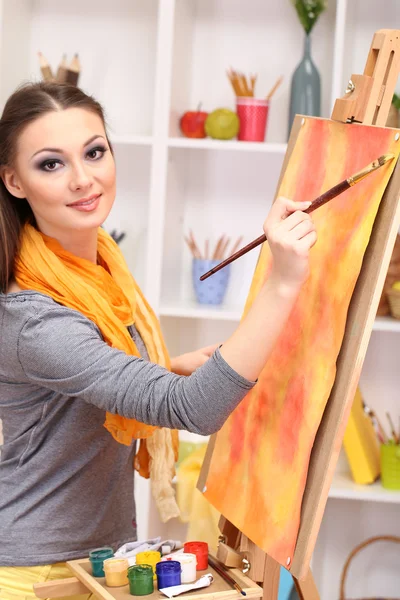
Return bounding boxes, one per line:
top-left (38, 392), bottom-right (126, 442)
top-left (171, 343), bottom-right (219, 376)
top-left (264, 197), bottom-right (317, 292)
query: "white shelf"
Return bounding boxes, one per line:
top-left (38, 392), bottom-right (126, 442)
top-left (329, 471), bottom-right (400, 504)
top-left (159, 304), bottom-right (400, 333)
top-left (159, 300), bottom-right (243, 321)
top-left (109, 134), bottom-right (153, 146)
top-left (168, 137), bottom-right (287, 154)
top-left (373, 316), bottom-right (400, 332)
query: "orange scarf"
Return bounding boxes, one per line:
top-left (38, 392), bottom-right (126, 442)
top-left (14, 224), bottom-right (180, 521)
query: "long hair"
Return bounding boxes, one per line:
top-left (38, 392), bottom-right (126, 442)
top-left (0, 81), bottom-right (112, 293)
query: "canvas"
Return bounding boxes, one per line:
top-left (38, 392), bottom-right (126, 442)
top-left (202, 118), bottom-right (400, 568)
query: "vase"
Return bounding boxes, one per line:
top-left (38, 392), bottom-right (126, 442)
top-left (288, 34), bottom-right (321, 139)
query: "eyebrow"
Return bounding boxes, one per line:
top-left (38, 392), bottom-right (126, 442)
top-left (30, 134), bottom-right (106, 160)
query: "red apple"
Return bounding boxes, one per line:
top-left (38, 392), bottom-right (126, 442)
top-left (179, 105), bottom-right (208, 138)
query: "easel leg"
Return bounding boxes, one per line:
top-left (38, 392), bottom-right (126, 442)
top-left (262, 555), bottom-right (280, 600)
top-left (293, 569), bottom-right (320, 600)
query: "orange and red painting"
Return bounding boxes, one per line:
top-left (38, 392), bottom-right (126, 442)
top-left (202, 118), bottom-right (399, 567)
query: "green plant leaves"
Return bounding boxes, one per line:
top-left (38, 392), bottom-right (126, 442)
top-left (291, 0), bottom-right (327, 35)
top-left (392, 93), bottom-right (400, 111)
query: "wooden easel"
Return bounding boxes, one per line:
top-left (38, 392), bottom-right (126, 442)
top-left (197, 29), bottom-right (400, 600)
top-left (33, 28), bottom-right (400, 600)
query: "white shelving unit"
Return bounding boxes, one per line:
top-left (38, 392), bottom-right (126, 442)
top-left (1, 1), bottom-right (400, 598)
top-left (329, 472), bottom-right (400, 504)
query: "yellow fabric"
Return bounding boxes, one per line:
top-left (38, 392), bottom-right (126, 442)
top-left (176, 445), bottom-right (220, 552)
top-left (0, 563), bottom-right (93, 600)
top-left (14, 224), bottom-right (179, 519)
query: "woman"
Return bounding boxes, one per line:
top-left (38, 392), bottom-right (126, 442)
top-left (0, 81), bottom-right (316, 598)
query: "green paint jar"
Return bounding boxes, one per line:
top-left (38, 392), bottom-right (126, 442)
top-left (89, 547), bottom-right (114, 577)
top-left (128, 564), bottom-right (154, 596)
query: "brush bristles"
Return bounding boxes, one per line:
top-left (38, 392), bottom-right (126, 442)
top-left (378, 153), bottom-right (395, 166)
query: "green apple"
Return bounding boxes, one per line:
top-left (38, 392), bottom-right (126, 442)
top-left (205, 108), bottom-right (239, 140)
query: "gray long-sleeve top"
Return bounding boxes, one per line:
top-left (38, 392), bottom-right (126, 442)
top-left (0, 291), bottom-right (255, 566)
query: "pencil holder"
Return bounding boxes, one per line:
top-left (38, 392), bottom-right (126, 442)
top-left (380, 443), bottom-right (400, 490)
top-left (192, 259), bottom-right (231, 305)
top-left (236, 97), bottom-right (269, 142)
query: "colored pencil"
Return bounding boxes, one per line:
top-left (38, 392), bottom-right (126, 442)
top-left (56, 54), bottom-right (68, 84)
top-left (386, 411), bottom-right (399, 444)
top-left (66, 53), bottom-right (80, 86)
top-left (38, 52), bottom-right (53, 82)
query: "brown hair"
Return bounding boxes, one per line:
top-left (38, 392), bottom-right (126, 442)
top-left (0, 81), bottom-right (112, 293)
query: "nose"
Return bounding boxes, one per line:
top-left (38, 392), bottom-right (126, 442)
top-left (68, 161), bottom-right (93, 192)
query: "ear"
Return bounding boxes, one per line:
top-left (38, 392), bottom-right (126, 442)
top-left (1, 166), bottom-right (26, 199)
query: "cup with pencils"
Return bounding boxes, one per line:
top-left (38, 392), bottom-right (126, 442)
top-left (185, 232), bottom-right (242, 305)
top-left (372, 409), bottom-right (400, 490)
top-left (227, 68), bottom-right (282, 142)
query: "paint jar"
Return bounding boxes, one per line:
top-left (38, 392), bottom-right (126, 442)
top-left (184, 541), bottom-right (208, 570)
top-left (103, 557), bottom-right (129, 587)
top-left (128, 564), bottom-right (154, 596)
top-left (174, 553), bottom-right (197, 583)
top-left (156, 560), bottom-right (181, 589)
top-left (136, 550), bottom-right (161, 579)
top-left (89, 547), bottom-right (114, 577)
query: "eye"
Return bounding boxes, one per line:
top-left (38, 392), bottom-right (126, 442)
top-left (40, 159), bottom-right (62, 172)
top-left (86, 145), bottom-right (108, 160)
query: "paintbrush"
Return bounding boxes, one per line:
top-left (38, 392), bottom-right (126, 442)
top-left (208, 555), bottom-right (246, 596)
top-left (386, 411), bottom-right (399, 444)
top-left (364, 405), bottom-right (389, 444)
top-left (200, 154), bottom-right (395, 281)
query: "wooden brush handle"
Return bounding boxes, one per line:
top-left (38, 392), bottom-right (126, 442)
top-left (199, 234), bottom-right (265, 281)
top-left (199, 179), bottom-right (350, 281)
top-left (304, 180), bottom-right (350, 214)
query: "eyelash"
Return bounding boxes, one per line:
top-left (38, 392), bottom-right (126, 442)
top-left (39, 145), bottom-right (108, 172)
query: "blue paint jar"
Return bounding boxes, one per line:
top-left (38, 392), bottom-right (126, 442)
top-left (156, 560), bottom-right (181, 589)
top-left (89, 547), bottom-right (114, 577)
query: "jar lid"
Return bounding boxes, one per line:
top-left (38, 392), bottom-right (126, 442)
top-left (103, 557), bottom-right (129, 571)
top-left (175, 553), bottom-right (197, 564)
top-left (184, 541), bottom-right (208, 551)
top-left (128, 564), bottom-right (154, 579)
top-left (137, 550), bottom-right (161, 561)
top-left (89, 547), bottom-right (114, 559)
top-left (156, 560), bottom-right (181, 574)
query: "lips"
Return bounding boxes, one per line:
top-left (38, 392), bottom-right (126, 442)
top-left (67, 193), bottom-right (101, 207)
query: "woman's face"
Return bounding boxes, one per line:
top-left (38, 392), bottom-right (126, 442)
top-left (3, 107), bottom-right (116, 240)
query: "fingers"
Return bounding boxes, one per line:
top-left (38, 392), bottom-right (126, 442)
top-left (199, 343), bottom-right (220, 356)
top-left (269, 197), bottom-right (311, 221)
top-left (280, 210), bottom-right (312, 232)
top-left (294, 230), bottom-right (318, 253)
top-left (286, 218), bottom-right (315, 240)
top-left (264, 197), bottom-right (312, 237)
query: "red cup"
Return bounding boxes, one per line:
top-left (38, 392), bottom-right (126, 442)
top-left (236, 97), bottom-right (269, 142)
top-left (184, 541), bottom-right (208, 570)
